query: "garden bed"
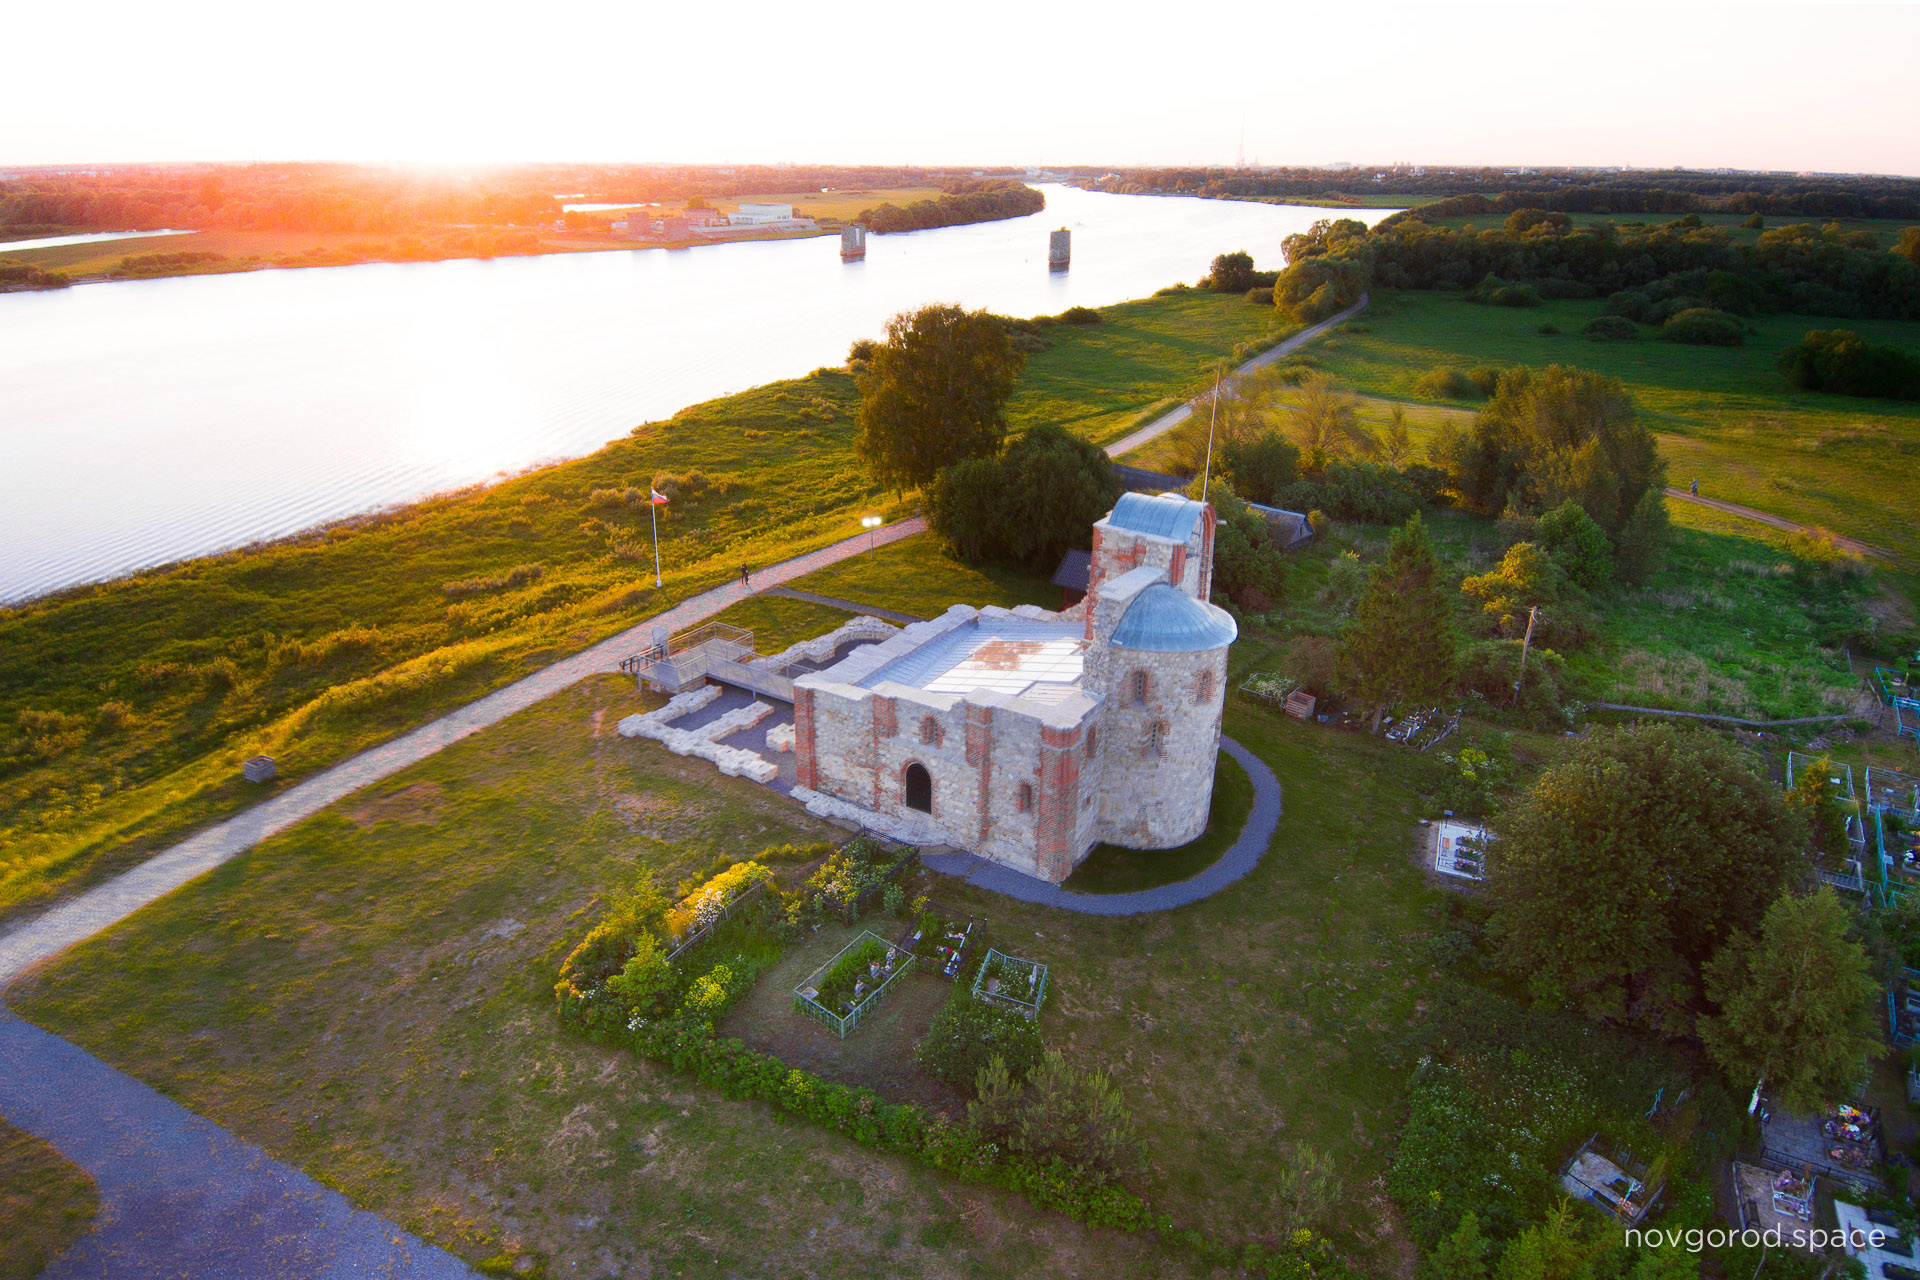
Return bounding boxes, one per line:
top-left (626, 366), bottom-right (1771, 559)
top-left (793, 930), bottom-right (915, 1036)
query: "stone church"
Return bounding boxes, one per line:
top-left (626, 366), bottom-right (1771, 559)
top-left (790, 493), bottom-right (1237, 883)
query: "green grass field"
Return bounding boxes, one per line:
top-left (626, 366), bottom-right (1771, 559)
top-left (1307, 291), bottom-right (1920, 589)
top-left (9, 653), bottom-right (1453, 1277)
top-left (0, 1117), bottom-right (97, 1280)
top-left (0, 291), bottom-right (1278, 928)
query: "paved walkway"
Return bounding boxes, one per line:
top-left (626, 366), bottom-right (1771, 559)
top-left (1102, 295), bottom-right (1371, 459)
top-left (0, 1011), bottom-right (473, 1280)
top-left (1665, 487), bottom-right (1884, 559)
top-left (0, 516), bottom-right (926, 987)
top-left (764, 585), bottom-right (926, 625)
top-left (919, 736), bottom-right (1281, 915)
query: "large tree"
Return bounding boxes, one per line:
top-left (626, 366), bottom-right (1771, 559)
top-left (1335, 514), bottom-right (1457, 733)
top-left (924, 423), bottom-right (1120, 570)
top-left (1485, 724), bottom-right (1808, 1034)
top-left (853, 303), bottom-right (1024, 490)
top-left (1700, 888), bottom-right (1882, 1113)
top-left (1428, 366), bottom-right (1667, 579)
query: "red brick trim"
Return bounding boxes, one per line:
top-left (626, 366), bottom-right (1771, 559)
top-left (793, 687), bottom-right (818, 790)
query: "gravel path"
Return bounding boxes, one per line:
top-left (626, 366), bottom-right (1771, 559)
top-left (1664, 487), bottom-right (1884, 559)
top-left (0, 1011), bottom-right (474, 1280)
top-left (1101, 295), bottom-right (1370, 460)
top-left (0, 516), bottom-right (926, 986)
top-left (920, 736), bottom-right (1280, 915)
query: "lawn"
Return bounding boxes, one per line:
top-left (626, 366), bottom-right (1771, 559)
top-left (0, 1116), bottom-right (96, 1280)
top-left (11, 649), bottom-right (1454, 1278)
top-left (1062, 750), bottom-right (1254, 894)
top-left (1305, 290), bottom-right (1920, 592)
top-left (0, 289), bottom-right (1263, 928)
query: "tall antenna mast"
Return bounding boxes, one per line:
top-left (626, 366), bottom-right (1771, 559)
top-left (1200, 364), bottom-right (1222, 503)
top-left (1237, 114), bottom-right (1246, 170)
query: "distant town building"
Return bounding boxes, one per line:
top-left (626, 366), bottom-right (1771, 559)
top-left (729, 203), bottom-right (794, 224)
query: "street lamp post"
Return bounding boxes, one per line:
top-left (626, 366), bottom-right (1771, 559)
top-left (861, 514), bottom-right (882, 555)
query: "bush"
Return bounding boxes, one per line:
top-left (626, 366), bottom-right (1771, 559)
top-left (1536, 322), bottom-right (1561, 335)
top-left (969, 1051), bottom-right (1139, 1181)
top-left (1284, 634), bottom-right (1338, 698)
top-left (915, 994), bottom-right (1044, 1091)
top-left (1411, 366), bottom-right (1483, 400)
top-left (1535, 499), bottom-right (1613, 592)
top-left (1778, 328), bottom-right (1920, 399)
top-left (1245, 287), bottom-right (1273, 305)
top-left (1581, 314), bottom-right (1638, 342)
top-left (1659, 307), bottom-right (1743, 346)
top-left (1056, 305), bottom-right (1101, 325)
top-left (1456, 640), bottom-right (1570, 728)
top-left (1201, 251), bottom-right (1257, 292)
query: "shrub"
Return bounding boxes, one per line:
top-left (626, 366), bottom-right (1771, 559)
top-left (441, 563), bottom-right (544, 597)
top-left (1581, 314), bottom-right (1638, 342)
top-left (915, 994), bottom-right (1044, 1091)
top-left (1535, 499), bottom-right (1613, 592)
top-left (1659, 307), bottom-right (1743, 346)
top-left (969, 1051), bottom-right (1140, 1181)
top-left (926, 423), bottom-right (1120, 571)
top-left (1283, 634), bottom-right (1338, 698)
top-left (1411, 366), bottom-right (1483, 400)
top-left (1245, 287), bottom-right (1273, 305)
top-left (1056, 305), bottom-right (1101, 325)
top-left (1778, 328), bottom-right (1920, 399)
top-left (1536, 322), bottom-right (1561, 336)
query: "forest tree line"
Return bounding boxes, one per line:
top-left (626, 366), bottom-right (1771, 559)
top-left (0, 163), bottom-right (1029, 237)
top-left (853, 180), bottom-right (1046, 234)
top-left (1086, 167), bottom-right (1920, 220)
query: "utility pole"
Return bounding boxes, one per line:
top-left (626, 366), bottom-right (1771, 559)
top-left (1513, 605), bottom-right (1540, 704)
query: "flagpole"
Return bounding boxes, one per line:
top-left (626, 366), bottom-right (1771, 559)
top-left (1200, 364), bottom-right (1222, 503)
top-left (650, 499), bottom-right (661, 588)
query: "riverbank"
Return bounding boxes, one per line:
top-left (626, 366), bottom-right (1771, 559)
top-left (0, 222), bottom-right (848, 289)
top-left (0, 287), bottom-right (1286, 926)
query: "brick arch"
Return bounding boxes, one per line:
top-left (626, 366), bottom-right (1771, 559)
top-left (902, 760), bottom-right (933, 813)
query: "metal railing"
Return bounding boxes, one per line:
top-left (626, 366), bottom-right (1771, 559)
top-left (793, 931), bottom-right (916, 1038)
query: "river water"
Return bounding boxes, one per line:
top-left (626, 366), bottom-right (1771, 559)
top-left (0, 186), bottom-right (1392, 604)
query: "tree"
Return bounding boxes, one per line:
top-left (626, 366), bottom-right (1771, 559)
top-left (1287, 373), bottom-right (1376, 470)
top-left (1898, 225), bottom-right (1920, 266)
top-left (1433, 366), bottom-right (1667, 580)
top-left (1335, 514), bottom-right (1457, 733)
top-left (1269, 1140), bottom-right (1340, 1236)
top-left (1427, 1211), bottom-right (1492, 1280)
top-left (1485, 724), bottom-right (1809, 1034)
top-left (1202, 250), bottom-right (1257, 292)
top-left (1219, 432), bottom-right (1301, 506)
top-left (1462, 542), bottom-right (1563, 638)
top-left (1381, 404), bottom-right (1413, 467)
top-left (1492, 1200), bottom-right (1620, 1280)
top-left (1700, 888), bottom-right (1882, 1114)
top-left (1184, 478), bottom-right (1287, 607)
top-left (1785, 755), bottom-right (1850, 859)
top-left (969, 1050), bottom-right (1139, 1180)
top-left (925, 423), bottom-right (1121, 570)
top-left (1535, 500), bottom-right (1612, 592)
top-left (854, 304), bottom-right (1025, 490)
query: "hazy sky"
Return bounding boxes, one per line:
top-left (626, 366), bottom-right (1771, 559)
top-left (5, 0), bottom-right (1916, 175)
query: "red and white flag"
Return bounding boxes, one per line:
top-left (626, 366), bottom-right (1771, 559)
top-left (648, 488), bottom-right (669, 505)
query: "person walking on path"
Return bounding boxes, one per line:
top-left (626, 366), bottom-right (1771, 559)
top-left (739, 564), bottom-right (753, 590)
top-left (1690, 478), bottom-right (1699, 496)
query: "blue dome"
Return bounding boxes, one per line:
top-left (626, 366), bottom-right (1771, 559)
top-left (1107, 492), bottom-right (1206, 543)
top-left (1108, 583), bottom-right (1238, 652)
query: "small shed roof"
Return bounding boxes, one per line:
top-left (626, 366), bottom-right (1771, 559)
top-left (1051, 548), bottom-right (1092, 591)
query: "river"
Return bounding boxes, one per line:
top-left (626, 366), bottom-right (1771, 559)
top-left (0, 186), bottom-right (1393, 604)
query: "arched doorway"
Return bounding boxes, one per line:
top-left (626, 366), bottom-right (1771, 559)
top-left (904, 762), bottom-right (932, 813)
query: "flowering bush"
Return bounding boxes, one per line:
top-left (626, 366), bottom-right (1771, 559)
top-left (662, 860), bottom-right (771, 940)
